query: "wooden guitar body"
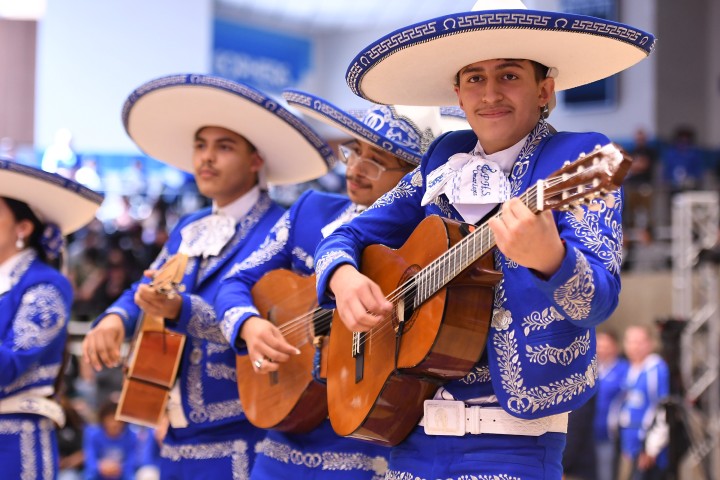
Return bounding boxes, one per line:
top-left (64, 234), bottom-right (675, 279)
top-left (116, 253), bottom-right (188, 428)
top-left (116, 329), bottom-right (186, 427)
top-left (327, 215), bottom-right (501, 446)
top-left (326, 143), bottom-right (632, 446)
top-left (236, 269), bottom-right (329, 433)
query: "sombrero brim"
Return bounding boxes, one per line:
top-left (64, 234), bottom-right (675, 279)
top-left (282, 90), bottom-right (422, 165)
top-left (0, 159), bottom-right (103, 235)
top-left (346, 9), bottom-right (655, 105)
top-left (122, 75), bottom-right (335, 185)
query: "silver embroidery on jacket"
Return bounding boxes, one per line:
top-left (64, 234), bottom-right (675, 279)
top-left (521, 307), bottom-right (565, 335)
top-left (315, 251), bottom-right (354, 280)
top-left (227, 212), bottom-right (291, 275)
top-left (525, 331), bottom-right (591, 366)
top-left (13, 284), bottom-right (66, 351)
top-left (460, 364), bottom-right (492, 385)
top-left (221, 306), bottom-right (260, 345)
top-left (366, 179), bottom-right (418, 211)
top-left (553, 249), bottom-right (594, 320)
top-left (565, 191), bottom-right (623, 275)
top-left (2, 363), bottom-right (61, 395)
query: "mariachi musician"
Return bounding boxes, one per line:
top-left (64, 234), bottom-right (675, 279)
top-left (82, 74), bottom-right (334, 479)
top-left (0, 158), bottom-right (102, 478)
top-left (314, 0), bottom-right (655, 478)
top-left (216, 91), bottom-right (444, 479)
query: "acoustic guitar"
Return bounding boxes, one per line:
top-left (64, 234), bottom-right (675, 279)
top-left (236, 270), bottom-right (332, 433)
top-left (116, 253), bottom-right (188, 428)
top-left (327, 144), bottom-right (632, 446)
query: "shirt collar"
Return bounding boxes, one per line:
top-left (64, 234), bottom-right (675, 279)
top-left (472, 134), bottom-right (529, 175)
top-left (213, 185), bottom-right (261, 223)
top-left (0, 249), bottom-right (34, 295)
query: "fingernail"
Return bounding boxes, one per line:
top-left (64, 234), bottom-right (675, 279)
top-left (295, 348), bottom-right (301, 355)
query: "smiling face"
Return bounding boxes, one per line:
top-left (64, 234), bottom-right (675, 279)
top-left (342, 140), bottom-right (414, 207)
top-left (454, 58), bottom-right (554, 154)
top-left (192, 126), bottom-right (263, 207)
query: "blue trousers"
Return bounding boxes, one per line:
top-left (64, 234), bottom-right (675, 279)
top-left (0, 415), bottom-right (58, 480)
top-left (250, 419), bottom-right (389, 480)
top-left (385, 426), bottom-right (566, 480)
top-left (159, 420), bottom-right (266, 480)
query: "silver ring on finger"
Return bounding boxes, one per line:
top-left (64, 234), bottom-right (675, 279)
top-left (253, 358), bottom-right (264, 369)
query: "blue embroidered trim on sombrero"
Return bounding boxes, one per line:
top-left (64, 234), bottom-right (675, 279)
top-left (121, 74), bottom-right (335, 169)
top-left (440, 106), bottom-right (466, 119)
top-left (284, 90), bottom-right (425, 165)
top-left (346, 9), bottom-right (656, 97)
top-left (0, 159), bottom-right (104, 205)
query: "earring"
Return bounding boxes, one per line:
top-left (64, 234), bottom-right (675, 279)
top-left (541, 104), bottom-right (550, 119)
top-left (15, 236), bottom-right (24, 250)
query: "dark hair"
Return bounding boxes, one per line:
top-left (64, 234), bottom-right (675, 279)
top-left (2, 196), bottom-right (59, 267)
top-left (194, 126), bottom-right (258, 154)
top-left (454, 60), bottom-right (550, 86)
top-left (98, 399), bottom-right (119, 422)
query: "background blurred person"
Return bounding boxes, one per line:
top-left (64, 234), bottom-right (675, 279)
top-left (617, 325), bottom-right (670, 480)
top-left (594, 329), bottom-right (630, 480)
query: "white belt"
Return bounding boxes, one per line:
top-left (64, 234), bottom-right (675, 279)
top-left (167, 382), bottom-right (188, 429)
top-left (0, 388), bottom-right (65, 427)
top-left (421, 400), bottom-right (567, 437)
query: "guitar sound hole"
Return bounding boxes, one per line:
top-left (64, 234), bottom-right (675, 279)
top-left (393, 265), bottom-right (420, 333)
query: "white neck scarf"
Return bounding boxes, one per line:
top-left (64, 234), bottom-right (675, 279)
top-left (178, 186), bottom-right (261, 258)
top-left (420, 136), bottom-right (527, 224)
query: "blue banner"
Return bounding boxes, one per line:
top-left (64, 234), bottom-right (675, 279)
top-left (212, 19), bottom-right (312, 93)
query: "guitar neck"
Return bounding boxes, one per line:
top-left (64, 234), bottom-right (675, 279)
top-left (413, 184), bottom-right (540, 306)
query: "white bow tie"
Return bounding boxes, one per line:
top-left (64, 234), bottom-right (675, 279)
top-left (179, 214), bottom-right (236, 258)
top-left (421, 153), bottom-right (512, 207)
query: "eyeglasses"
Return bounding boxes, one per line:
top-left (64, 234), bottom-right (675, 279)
top-left (338, 142), bottom-right (408, 181)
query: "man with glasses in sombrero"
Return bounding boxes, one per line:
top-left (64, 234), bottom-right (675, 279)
top-left (314, 0), bottom-right (655, 478)
top-left (214, 91), bottom-right (444, 479)
top-left (82, 74), bottom-right (335, 479)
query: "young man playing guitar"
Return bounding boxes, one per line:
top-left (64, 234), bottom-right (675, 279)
top-left (82, 74), bottom-right (334, 480)
top-left (215, 92), bottom-right (444, 479)
top-left (314, 0), bottom-right (655, 478)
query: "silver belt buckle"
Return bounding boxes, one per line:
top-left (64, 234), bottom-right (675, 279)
top-left (423, 400), bottom-right (465, 436)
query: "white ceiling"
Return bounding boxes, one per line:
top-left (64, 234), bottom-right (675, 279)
top-left (217, 0), bottom-right (478, 31)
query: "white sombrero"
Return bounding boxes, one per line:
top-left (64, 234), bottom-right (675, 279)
top-left (122, 74), bottom-right (335, 185)
top-left (0, 158), bottom-right (103, 234)
top-left (439, 106), bottom-right (471, 132)
top-left (346, 0), bottom-right (656, 106)
top-left (282, 89), bottom-right (443, 165)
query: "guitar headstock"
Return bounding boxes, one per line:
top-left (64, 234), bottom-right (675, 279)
top-left (539, 143), bottom-right (631, 212)
top-left (150, 253), bottom-right (189, 299)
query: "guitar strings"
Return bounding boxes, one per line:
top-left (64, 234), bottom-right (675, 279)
top-left (356, 173), bottom-right (584, 348)
top-left (246, 163), bottom-right (600, 354)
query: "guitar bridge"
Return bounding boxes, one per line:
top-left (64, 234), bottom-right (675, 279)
top-left (352, 331), bottom-right (365, 383)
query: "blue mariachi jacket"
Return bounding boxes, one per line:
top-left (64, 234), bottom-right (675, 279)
top-left (1, 250), bottom-right (71, 400)
top-left (217, 190), bottom-right (356, 347)
top-left (315, 123), bottom-right (623, 420)
top-left (96, 192), bottom-right (284, 442)
top-left (0, 251), bottom-right (71, 479)
top-left (216, 190), bottom-right (389, 478)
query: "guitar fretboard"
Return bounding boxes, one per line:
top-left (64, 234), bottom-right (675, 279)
top-left (412, 185), bottom-right (541, 307)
